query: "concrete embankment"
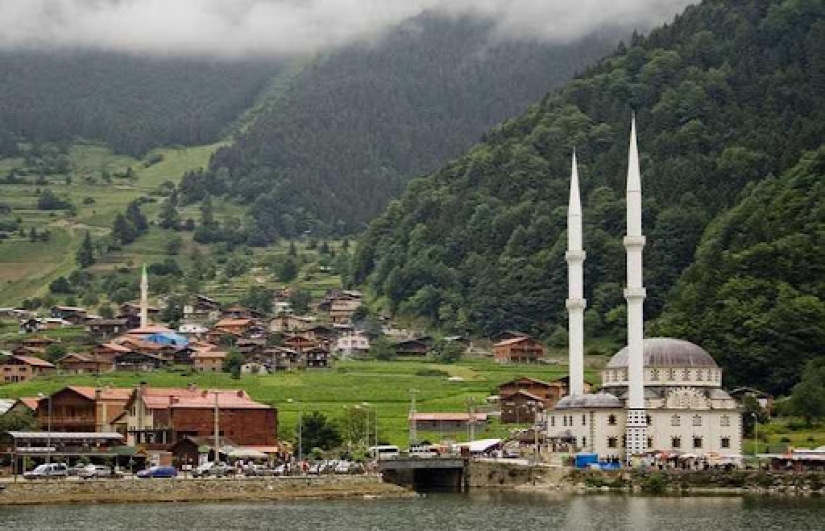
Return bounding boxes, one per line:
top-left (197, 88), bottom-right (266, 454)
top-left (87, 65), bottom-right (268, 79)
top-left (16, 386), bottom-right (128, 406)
top-left (0, 475), bottom-right (412, 505)
top-left (465, 460), bottom-right (825, 495)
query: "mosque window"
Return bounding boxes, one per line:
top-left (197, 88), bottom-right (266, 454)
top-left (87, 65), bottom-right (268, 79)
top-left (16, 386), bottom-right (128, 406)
top-left (647, 437), bottom-right (653, 448)
top-left (550, 416), bottom-right (555, 427)
top-left (582, 415), bottom-right (587, 426)
top-left (697, 370), bottom-right (704, 381)
top-left (646, 414), bottom-right (652, 426)
top-left (608, 437), bottom-right (618, 449)
top-left (693, 437), bottom-right (703, 449)
top-left (651, 368), bottom-right (660, 381)
top-left (582, 436), bottom-right (587, 447)
top-left (608, 414), bottom-right (617, 426)
top-left (671, 415), bottom-right (681, 426)
top-left (668, 369), bottom-right (676, 381)
top-left (682, 369), bottom-right (690, 381)
top-left (621, 435), bottom-right (626, 448)
top-left (721, 415), bottom-right (730, 427)
top-left (672, 437), bottom-right (681, 449)
top-left (693, 415), bottom-right (702, 427)
top-left (721, 437), bottom-right (731, 449)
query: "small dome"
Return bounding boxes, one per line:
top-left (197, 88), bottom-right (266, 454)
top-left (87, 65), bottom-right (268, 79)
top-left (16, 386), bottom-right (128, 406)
top-left (554, 392), bottom-right (622, 410)
top-left (606, 338), bottom-right (717, 369)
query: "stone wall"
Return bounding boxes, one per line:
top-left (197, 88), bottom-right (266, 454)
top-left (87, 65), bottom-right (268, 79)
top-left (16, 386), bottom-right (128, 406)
top-left (466, 460), bottom-right (568, 489)
top-left (0, 475), bottom-right (409, 505)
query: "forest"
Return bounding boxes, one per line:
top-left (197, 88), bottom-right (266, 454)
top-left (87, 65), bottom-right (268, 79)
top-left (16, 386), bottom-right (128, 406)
top-left (0, 50), bottom-right (280, 157)
top-left (351, 0), bottom-right (825, 394)
top-left (180, 13), bottom-right (618, 239)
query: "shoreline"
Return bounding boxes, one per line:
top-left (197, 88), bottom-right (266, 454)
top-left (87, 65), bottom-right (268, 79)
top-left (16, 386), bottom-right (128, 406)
top-left (0, 475), bottom-right (413, 506)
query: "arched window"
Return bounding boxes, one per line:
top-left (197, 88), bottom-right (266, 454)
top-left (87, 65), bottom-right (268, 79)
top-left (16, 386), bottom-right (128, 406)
top-left (682, 368), bottom-right (690, 380)
top-left (671, 415), bottom-right (681, 426)
top-left (647, 437), bottom-right (653, 449)
top-left (671, 437), bottom-right (681, 449)
top-left (668, 369), bottom-right (676, 381)
top-left (651, 368), bottom-right (660, 381)
top-left (582, 436), bottom-right (587, 448)
top-left (720, 415), bottom-right (730, 427)
top-left (696, 369), bottom-right (704, 381)
top-left (582, 415), bottom-right (587, 426)
top-left (550, 416), bottom-right (555, 427)
top-left (608, 414), bottom-right (617, 426)
top-left (721, 437), bottom-right (731, 449)
top-left (693, 415), bottom-right (702, 427)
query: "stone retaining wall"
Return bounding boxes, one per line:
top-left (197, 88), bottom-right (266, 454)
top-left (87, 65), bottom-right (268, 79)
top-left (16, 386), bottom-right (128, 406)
top-left (0, 475), bottom-right (411, 505)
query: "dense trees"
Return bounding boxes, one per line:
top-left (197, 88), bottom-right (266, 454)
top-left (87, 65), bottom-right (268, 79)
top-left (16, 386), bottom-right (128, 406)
top-left (178, 13), bottom-right (616, 240)
top-left (353, 0), bottom-right (825, 392)
top-left (0, 50), bottom-right (280, 157)
top-left (655, 147), bottom-right (825, 394)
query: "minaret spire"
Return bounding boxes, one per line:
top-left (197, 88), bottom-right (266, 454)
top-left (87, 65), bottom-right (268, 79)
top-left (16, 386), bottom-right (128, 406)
top-left (565, 149), bottom-right (586, 396)
top-left (140, 263), bottom-right (149, 329)
top-left (624, 114), bottom-right (648, 461)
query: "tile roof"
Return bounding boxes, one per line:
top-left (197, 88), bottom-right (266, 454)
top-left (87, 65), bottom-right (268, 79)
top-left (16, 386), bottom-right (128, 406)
top-left (11, 355), bottom-right (55, 367)
top-left (65, 386), bottom-right (132, 401)
top-left (494, 336), bottom-right (540, 347)
top-left (409, 412), bottom-right (488, 422)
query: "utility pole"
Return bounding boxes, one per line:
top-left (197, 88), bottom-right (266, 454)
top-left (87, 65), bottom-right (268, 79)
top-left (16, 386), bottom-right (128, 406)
top-left (467, 397), bottom-right (476, 442)
top-left (408, 389), bottom-right (418, 447)
top-left (213, 391), bottom-right (220, 462)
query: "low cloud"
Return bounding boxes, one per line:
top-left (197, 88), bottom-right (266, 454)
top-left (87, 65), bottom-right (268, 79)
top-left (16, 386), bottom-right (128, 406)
top-left (0, 0), bottom-right (694, 57)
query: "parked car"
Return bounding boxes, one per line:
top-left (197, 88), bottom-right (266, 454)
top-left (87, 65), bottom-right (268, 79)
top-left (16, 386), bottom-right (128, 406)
top-left (67, 463), bottom-right (89, 477)
top-left (334, 461), bottom-right (353, 474)
top-left (23, 463), bottom-right (69, 480)
top-left (78, 464), bottom-right (122, 479)
top-left (193, 461), bottom-right (231, 478)
top-left (136, 465), bottom-right (178, 479)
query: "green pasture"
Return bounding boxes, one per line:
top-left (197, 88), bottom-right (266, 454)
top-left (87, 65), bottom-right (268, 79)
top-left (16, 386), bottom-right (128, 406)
top-left (0, 142), bottom-right (224, 305)
top-left (0, 358), bottom-right (590, 446)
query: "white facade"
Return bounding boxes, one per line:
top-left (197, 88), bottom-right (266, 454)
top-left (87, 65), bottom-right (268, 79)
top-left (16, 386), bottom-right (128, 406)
top-left (335, 331), bottom-right (371, 355)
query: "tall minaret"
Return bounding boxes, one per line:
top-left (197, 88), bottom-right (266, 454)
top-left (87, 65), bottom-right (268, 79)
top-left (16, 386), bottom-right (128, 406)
top-left (565, 150), bottom-right (586, 396)
top-left (624, 115), bottom-right (648, 460)
top-left (140, 264), bottom-right (149, 328)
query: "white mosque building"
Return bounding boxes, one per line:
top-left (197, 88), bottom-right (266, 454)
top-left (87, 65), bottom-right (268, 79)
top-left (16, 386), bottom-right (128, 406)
top-left (546, 117), bottom-right (742, 461)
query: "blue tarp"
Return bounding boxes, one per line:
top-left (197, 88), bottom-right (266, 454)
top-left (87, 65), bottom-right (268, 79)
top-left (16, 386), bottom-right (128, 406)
top-left (145, 332), bottom-right (190, 347)
top-left (574, 453), bottom-right (599, 469)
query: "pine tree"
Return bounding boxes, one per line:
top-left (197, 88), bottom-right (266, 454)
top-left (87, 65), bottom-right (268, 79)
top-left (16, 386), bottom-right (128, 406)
top-left (158, 195), bottom-right (180, 230)
top-left (111, 213), bottom-right (136, 245)
top-left (200, 194), bottom-right (215, 228)
top-left (125, 201), bottom-right (148, 235)
top-left (76, 231), bottom-right (95, 268)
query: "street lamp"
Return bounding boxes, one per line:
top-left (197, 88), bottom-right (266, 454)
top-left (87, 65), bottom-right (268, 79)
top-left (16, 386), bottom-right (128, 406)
top-left (37, 392), bottom-right (52, 466)
top-left (287, 399), bottom-right (302, 463)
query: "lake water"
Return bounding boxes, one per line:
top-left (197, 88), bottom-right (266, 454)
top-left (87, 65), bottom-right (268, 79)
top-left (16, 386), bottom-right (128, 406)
top-left (1, 492), bottom-right (822, 531)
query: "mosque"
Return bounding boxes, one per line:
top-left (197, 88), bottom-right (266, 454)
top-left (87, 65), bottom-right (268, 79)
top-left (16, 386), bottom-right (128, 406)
top-left (545, 118), bottom-right (742, 461)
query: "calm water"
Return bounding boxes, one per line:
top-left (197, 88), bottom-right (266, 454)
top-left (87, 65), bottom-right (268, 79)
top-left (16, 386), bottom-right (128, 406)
top-left (0, 492), bottom-right (822, 531)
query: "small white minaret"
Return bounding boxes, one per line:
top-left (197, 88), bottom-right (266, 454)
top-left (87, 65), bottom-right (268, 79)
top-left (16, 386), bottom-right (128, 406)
top-left (624, 115), bottom-right (648, 460)
top-left (140, 264), bottom-right (149, 328)
top-left (565, 150), bottom-right (586, 396)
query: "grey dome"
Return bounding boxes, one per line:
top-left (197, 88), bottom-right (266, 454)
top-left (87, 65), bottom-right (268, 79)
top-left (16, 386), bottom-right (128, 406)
top-left (554, 392), bottom-right (622, 410)
top-left (606, 337), bottom-right (717, 369)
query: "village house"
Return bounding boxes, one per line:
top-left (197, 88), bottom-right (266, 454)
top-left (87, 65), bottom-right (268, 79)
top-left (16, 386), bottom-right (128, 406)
top-left (335, 331), bottom-right (371, 357)
top-left (490, 330), bottom-right (531, 343)
top-left (191, 350), bottom-right (228, 372)
top-left (409, 412), bottom-right (489, 435)
top-left (36, 386), bottom-right (132, 432)
top-left (221, 305), bottom-right (265, 320)
top-left (119, 302), bottom-right (159, 320)
top-left (8, 397), bottom-right (40, 415)
top-left (85, 318), bottom-right (131, 339)
top-left (113, 351), bottom-right (172, 371)
top-left (283, 334), bottom-right (317, 353)
top-left (118, 385), bottom-right (277, 450)
top-left (303, 324), bottom-right (338, 343)
top-left (56, 352), bottom-right (114, 374)
top-left (1, 355), bottom-right (55, 383)
top-left (213, 318), bottom-right (255, 337)
top-left (304, 347), bottom-right (331, 368)
top-left (497, 376), bottom-right (581, 406)
top-left (50, 305), bottom-right (89, 324)
top-left (269, 314), bottom-right (316, 334)
top-left (493, 336), bottom-right (545, 364)
top-left (394, 338), bottom-right (432, 357)
top-left (256, 346), bottom-right (302, 371)
top-left (182, 295), bottom-right (222, 322)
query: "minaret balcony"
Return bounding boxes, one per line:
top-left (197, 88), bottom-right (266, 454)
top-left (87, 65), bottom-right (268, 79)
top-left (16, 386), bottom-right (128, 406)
top-left (623, 235), bottom-right (646, 249)
top-left (624, 287), bottom-right (646, 300)
top-left (565, 250), bottom-right (586, 262)
top-left (565, 298), bottom-right (587, 310)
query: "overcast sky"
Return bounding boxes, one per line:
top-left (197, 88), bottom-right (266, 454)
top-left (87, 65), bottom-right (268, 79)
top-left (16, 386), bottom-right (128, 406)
top-left (0, 0), bottom-right (694, 57)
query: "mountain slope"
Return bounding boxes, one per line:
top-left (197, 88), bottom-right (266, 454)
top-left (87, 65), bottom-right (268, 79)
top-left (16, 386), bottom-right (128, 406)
top-left (182, 13), bottom-right (618, 237)
top-left (0, 50), bottom-right (280, 157)
top-left (352, 0), bottom-right (824, 387)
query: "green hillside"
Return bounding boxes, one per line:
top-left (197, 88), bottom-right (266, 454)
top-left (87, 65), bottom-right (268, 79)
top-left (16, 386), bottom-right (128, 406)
top-left (179, 13), bottom-right (618, 238)
top-left (0, 142), bottom-right (224, 305)
top-left (352, 0), bottom-right (825, 391)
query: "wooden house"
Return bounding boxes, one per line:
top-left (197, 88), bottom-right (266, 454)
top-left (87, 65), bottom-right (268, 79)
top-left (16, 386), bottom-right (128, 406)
top-left (304, 347), bottom-right (331, 369)
top-left (191, 350), bottom-right (227, 373)
top-left (394, 338), bottom-right (431, 357)
top-left (113, 351), bottom-right (171, 371)
top-left (1, 355), bottom-right (55, 383)
top-left (493, 336), bottom-right (545, 364)
top-left (85, 318), bottom-right (130, 339)
top-left (50, 305), bottom-right (89, 324)
top-left (56, 352), bottom-right (114, 374)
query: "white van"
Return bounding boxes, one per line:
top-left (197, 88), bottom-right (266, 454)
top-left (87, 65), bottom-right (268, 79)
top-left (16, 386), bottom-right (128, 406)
top-left (368, 445), bottom-right (400, 460)
top-left (23, 463), bottom-right (68, 480)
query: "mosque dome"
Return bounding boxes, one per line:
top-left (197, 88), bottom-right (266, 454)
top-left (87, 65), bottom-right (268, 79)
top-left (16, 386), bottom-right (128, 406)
top-left (554, 392), bottom-right (622, 410)
top-left (606, 337), bottom-right (717, 369)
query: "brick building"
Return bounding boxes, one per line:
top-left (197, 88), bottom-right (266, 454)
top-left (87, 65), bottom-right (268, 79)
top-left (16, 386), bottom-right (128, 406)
top-left (118, 385), bottom-right (277, 450)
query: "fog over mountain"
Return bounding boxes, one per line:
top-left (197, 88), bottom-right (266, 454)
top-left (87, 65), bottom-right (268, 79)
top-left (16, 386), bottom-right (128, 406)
top-left (0, 0), bottom-right (693, 57)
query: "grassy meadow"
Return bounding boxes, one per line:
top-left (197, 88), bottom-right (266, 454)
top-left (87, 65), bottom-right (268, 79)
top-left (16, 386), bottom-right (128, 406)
top-left (0, 358), bottom-right (594, 447)
top-left (0, 142), bottom-right (225, 305)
